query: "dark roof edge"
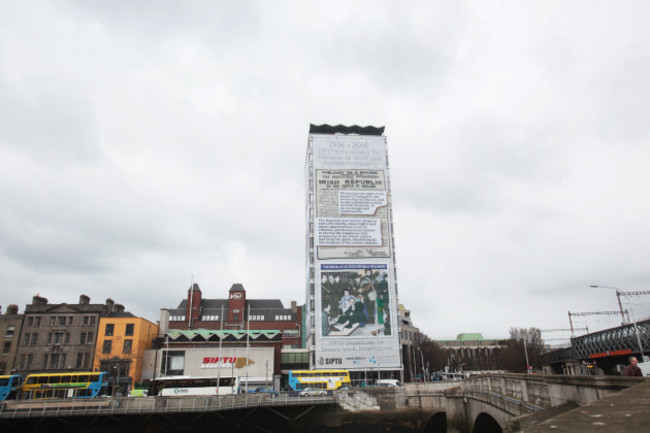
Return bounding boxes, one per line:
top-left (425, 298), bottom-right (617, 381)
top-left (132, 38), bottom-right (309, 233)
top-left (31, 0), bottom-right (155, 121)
top-left (309, 124), bottom-right (385, 136)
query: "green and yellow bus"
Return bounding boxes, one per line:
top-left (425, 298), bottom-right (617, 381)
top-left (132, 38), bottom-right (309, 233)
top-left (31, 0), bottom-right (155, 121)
top-left (22, 372), bottom-right (109, 399)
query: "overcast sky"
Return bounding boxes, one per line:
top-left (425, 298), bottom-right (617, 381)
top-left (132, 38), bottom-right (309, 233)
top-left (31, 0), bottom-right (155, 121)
top-left (1, 1), bottom-right (649, 342)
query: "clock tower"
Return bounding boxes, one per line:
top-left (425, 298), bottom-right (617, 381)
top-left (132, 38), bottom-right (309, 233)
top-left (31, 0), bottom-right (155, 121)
top-left (227, 283), bottom-right (246, 325)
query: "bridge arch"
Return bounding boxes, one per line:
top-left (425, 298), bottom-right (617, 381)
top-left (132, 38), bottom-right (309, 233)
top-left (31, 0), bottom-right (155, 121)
top-left (473, 412), bottom-right (502, 433)
top-left (423, 411), bottom-right (447, 433)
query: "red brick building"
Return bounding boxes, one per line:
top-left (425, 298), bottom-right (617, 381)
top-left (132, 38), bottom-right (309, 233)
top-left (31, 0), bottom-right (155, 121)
top-left (145, 283), bottom-right (303, 389)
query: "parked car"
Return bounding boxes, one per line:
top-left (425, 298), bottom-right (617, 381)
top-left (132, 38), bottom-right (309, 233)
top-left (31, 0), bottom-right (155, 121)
top-left (248, 387), bottom-right (279, 397)
top-left (299, 387), bottom-right (328, 397)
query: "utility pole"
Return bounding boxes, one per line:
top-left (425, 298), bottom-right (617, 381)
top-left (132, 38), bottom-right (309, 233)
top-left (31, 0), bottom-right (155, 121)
top-left (568, 310), bottom-right (623, 337)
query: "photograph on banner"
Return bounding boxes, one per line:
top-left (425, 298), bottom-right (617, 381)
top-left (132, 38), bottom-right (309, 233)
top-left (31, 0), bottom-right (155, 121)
top-left (320, 264), bottom-right (392, 338)
top-left (315, 169), bottom-right (391, 260)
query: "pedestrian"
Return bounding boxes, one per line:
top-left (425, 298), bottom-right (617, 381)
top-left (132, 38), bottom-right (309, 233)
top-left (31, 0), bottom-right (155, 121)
top-left (623, 356), bottom-right (643, 377)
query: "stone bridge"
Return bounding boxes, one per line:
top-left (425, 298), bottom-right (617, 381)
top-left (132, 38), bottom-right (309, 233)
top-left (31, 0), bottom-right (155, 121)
top-left (1, 375), bottom-right (647, 432)
top-left (400, 373), bottom-right (646, 432)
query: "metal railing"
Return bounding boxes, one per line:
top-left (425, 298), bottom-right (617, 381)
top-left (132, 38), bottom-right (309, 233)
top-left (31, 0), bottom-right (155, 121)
top-left (0, 392), bottom-right (335, 419)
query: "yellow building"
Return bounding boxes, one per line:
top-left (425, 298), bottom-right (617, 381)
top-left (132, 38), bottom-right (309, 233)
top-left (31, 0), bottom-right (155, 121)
top-left (93, 303), bottom-right (158, 395)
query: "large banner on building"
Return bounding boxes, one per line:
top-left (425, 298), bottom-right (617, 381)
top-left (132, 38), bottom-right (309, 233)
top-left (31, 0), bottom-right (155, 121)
top-left (310, 135), bottom-right (401, 370)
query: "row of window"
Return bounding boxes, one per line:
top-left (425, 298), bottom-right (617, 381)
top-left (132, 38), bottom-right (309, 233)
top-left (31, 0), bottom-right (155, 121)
top-left (21, 332), bottom-right (95, 346)
top-left (25, 315), bottom-right (97, 327)
top-left (18, 352), bottom-right (92, 370)
top-left (170, 314), bottom-right (293, 322)
top-left (102, 339), bottom-right (133, 354)
top-left (104, 323), bottom-right (134, 337)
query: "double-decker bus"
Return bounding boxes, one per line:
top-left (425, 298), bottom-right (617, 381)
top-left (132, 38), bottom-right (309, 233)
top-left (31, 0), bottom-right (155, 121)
top-left (0, 375), bottom-right (23, 401)
top-left (148, 376), bottom-right (240, 397)
top-left (287, 370), bottom-right (350, 391)
top-left (22, 372), bottom-right (108, 399)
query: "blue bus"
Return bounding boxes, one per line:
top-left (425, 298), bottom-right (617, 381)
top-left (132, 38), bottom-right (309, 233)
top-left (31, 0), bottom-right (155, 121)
top-left (0, 375), bottom-right (23, 401)
top-left (22, 372), bottom-right (109, 399)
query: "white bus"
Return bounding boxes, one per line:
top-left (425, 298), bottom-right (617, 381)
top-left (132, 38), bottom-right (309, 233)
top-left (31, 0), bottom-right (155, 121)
top-left (149, 376), bottom-right (241, 396)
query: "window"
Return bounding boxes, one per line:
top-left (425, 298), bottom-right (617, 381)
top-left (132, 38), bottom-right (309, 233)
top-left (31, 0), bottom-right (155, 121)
top-left (43, 354), bottom-right (48, 369)
top-left (2, 342), bottom-right (10, 353)
top-left (233, 314), bottom-right (239, 321)
top-left (83, 316), bottom-right (96, 326)
top-left (54, 332), bottom-right (63, 344)
top-left (123, 339), bottom-right (132, 354)
top-left (275, 315), bottom-right (292, 321)
top-left (35, 317), bottom-right (41, 327)
top-left (125, 323), bottom-right (134, 336)
top-left (76, 353), bottom-right (83, 368)
top-left (50, 353), bottom-right (60, 369)
top-left (250, 315), bottom-right (264, 321)
top-left (67, 316), bottom-right (73, 326)
top-left (47, 333), bottom-right (53, 345)
top-left (102, 340), bottom-right (112, 354)
top-left (26, 354), bottom-right (33, 369)
top-left (170, 315), bottom-right (186, 321)
top-left (23, 333), bottom-right (31, 346)
top-left (27, 317), bottom-right (34, 327)
top-left (162, 350), bottom-right (185, 376)
top-left (5, 325), bottom-right (15, 337)
top-left (87, 332), bottom-right (94, 344)
top-left (58, 316), bottom-right (66, 326)
top-left (64, 333), bottom-right (70, 344)
top-left (50, 317), bottom-right (56, 327)
top-left (201, 315), bottom-right (219, 321)
top-left (30, 333), bottom-right (38, 346)
top-left (80, 333), bottom-right (86, 345)
top-left (105, 324), bottom-right (114, 336)
top-left (60, 353), bottom-right (67, 369)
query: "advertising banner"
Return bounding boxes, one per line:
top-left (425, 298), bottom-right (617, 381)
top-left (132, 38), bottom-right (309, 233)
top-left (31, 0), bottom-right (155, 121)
top-left (310, 134), bottom-right (401, 370)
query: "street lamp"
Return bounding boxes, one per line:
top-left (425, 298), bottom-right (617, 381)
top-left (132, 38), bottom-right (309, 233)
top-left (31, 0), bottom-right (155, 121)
top-left (591, 284), bottom-right (648, 362)
top-left (522, 338), bottom-right (531, 374)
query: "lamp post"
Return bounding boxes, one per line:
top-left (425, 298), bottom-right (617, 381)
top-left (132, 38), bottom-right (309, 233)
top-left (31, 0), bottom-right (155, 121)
top-left (591, 284), bottom-right (649, 362)
top-left (522, 338), bottom-right (531, 374)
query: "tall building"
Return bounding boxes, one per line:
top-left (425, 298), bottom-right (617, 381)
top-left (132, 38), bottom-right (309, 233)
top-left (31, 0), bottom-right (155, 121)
top-left (93, 301), bottom-right (159, 395)
top-left (305, 124), bottom-right (402, 383)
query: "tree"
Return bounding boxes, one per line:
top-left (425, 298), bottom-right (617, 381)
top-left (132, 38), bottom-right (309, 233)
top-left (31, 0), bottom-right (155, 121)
top-left (419, 335), bottom-right (447, 372)
top-left (500, 327), bottom-right (545, 373)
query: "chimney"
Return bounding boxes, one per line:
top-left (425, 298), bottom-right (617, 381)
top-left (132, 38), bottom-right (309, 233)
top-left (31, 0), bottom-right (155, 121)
top-left (79, 294), bottom-right (90, 305)
top-left (32, 295), bottom-right (48, 306)
top-left (114, 304), bottom-right (125, 314)
top-left (291, 301), bottom-right (297, 313)
top-left (159, 308), bottom-right (170, 335)
top-left (6, 304), bottom-right (19, 315)
top-left (105, 298), bottom-right (115, 314)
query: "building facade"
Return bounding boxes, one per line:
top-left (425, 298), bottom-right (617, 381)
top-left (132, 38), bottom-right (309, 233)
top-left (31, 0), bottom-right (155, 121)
top-left (398, 304), bottom-right (425, 382)
top-left (143, 282), bottom-right (302, 390)
top-left (305, 124), bottom-right (402, 381)
top-left (93, 302), bottom-right (159, 395)
top-left (436, 333), bottom-right (506, 372)
top-left (0, 305), bottom-right (23, 374)
top-left (14, 295), bottom-right (111, 374)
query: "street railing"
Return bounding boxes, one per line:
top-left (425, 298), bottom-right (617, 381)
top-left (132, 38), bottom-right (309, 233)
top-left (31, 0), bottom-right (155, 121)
top-left (0, 392), bottom-right (335, 419)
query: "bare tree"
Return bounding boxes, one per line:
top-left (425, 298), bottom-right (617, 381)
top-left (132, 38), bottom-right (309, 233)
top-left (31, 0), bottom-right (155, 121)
top-left (501, 327), bottom-right (544, 373)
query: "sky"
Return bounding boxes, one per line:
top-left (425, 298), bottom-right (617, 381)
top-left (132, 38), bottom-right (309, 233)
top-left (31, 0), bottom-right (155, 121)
top-left (1, 1), bottom-right (650, 343)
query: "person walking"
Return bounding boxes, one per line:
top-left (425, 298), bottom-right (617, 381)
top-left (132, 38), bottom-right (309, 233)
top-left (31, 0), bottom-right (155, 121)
top-left (623, 356), bottom-right (643, 377)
